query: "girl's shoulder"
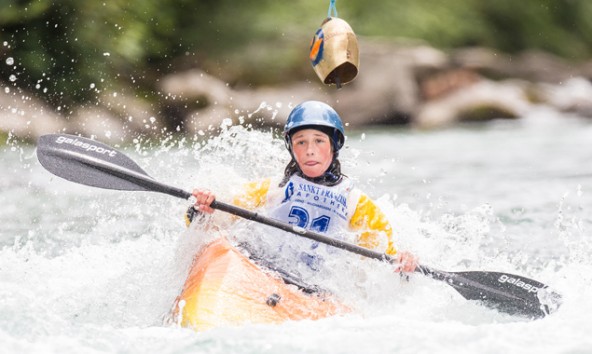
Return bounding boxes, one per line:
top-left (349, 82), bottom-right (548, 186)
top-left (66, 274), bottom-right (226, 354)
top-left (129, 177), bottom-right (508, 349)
top-left (233, 177), bottom-right (278, 209)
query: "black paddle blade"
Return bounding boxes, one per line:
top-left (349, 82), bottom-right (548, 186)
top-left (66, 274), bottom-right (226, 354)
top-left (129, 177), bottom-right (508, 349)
top-left (37, 134), bottom-right (153, 191)
top-left (37, 134), bottom-right (191, 199)
top-left (419, 266), bottom-right (562, 319)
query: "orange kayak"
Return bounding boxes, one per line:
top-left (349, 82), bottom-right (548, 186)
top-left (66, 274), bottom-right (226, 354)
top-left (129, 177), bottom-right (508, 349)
top-left (170, 237), bottom-right (348, 331)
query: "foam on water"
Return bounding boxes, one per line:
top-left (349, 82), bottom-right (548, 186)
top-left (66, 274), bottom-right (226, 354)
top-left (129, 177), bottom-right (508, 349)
top-left (1, 116), bottom-right (591, 353)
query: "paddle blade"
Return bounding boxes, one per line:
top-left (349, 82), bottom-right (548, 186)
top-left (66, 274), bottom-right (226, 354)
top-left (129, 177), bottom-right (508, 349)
top-left (37, 134), bottom-right (191, 199)
top-left (419, 267), bottom-right (562, 319)
top-left (37, 134), bottom-right (153, 191)
top-left (452, 271), bottom-right (562, 318)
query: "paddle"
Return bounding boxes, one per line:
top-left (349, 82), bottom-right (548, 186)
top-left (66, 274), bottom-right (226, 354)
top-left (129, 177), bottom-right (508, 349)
top-left (36, 133), bottom-right (562, 319)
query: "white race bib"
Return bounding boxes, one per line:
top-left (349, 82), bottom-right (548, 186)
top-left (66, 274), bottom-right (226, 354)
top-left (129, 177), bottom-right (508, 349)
top-left (267, 174), bottom-right (353, 235)
top-left (263, 175), bottom-right (361, 270)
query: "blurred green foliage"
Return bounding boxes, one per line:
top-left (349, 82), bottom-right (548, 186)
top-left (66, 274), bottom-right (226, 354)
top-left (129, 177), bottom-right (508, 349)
top-left (1, 0), bottom-right (591, 110)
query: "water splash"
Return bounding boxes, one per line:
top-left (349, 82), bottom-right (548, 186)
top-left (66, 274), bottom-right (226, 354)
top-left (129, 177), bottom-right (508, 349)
top-left (1, 116), bottom-right (591, 352)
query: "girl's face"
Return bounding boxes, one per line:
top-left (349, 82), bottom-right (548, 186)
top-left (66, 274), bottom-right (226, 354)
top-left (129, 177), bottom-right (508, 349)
top-left (291, 129), bottom-right (333, 178)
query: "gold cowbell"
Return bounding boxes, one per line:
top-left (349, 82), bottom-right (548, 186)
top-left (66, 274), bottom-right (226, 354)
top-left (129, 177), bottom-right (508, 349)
top-left (309, 17), bottom-right (360, 88)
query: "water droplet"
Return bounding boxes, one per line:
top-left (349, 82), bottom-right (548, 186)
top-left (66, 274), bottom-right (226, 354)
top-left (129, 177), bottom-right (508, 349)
top-left (90, 83), bottom-right (95, 89)
top-left (9, 74), bottom-right (17, 82)
top-left (221, 118), bottom-right (232, 127)
top-left (5, 57), bottom-right (14, 65)
top-left (103, 52), bottom-right (111, 57)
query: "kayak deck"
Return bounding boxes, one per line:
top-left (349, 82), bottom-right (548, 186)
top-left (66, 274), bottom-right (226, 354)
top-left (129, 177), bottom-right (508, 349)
top-left (171, 237), bottom-right (348, 331)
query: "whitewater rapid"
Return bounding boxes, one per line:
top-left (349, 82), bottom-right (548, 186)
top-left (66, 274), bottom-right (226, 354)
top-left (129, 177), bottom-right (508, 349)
top-left (1, 110), bottom-right (591, 353)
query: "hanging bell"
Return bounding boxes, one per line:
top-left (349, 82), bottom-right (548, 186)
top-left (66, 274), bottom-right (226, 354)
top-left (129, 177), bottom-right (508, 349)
top-left (309, 17), bottom-right (359, 88)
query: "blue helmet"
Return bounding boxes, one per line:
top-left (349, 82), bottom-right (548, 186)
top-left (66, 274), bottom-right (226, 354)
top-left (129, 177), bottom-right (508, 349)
top-left (283, 101), bottom-right (345, 151)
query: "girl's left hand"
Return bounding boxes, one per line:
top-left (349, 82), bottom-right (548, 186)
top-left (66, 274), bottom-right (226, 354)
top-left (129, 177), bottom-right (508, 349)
top-left (394, 251), bottom-right (418, 273)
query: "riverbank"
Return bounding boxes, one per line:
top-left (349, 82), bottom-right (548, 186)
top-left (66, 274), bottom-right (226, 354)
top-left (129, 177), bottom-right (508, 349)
top-left (2, 40), bottom-right (592, 143)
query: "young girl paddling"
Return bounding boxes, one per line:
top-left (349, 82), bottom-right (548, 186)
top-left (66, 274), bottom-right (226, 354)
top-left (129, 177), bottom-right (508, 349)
top-left (190, 100), bottom-right (418, 273)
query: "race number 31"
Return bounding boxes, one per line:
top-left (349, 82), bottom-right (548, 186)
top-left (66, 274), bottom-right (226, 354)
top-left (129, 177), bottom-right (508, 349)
top-left (288, 206), bottom-right (331, 232)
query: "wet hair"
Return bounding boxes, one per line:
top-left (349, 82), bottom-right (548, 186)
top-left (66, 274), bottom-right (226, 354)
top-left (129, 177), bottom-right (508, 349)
top-left (288, 125), bottom-right (336, 143)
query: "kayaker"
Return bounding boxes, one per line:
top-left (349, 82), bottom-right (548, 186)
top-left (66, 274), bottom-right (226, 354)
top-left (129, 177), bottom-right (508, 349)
top-left (188, 100), bottom-right (418, 273)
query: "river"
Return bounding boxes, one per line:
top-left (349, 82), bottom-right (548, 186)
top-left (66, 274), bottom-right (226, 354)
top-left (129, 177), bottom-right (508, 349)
top-left (1, 107), bottom-right (591, 353)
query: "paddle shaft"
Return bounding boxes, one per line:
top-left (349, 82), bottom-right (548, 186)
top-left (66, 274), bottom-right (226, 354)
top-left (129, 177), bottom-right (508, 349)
top-left (213, 201), bottom-right (467, 282)
top-left (211, 200), bottom-right (395, 262)
top-left (87, 154), bottom-right (191, 199)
